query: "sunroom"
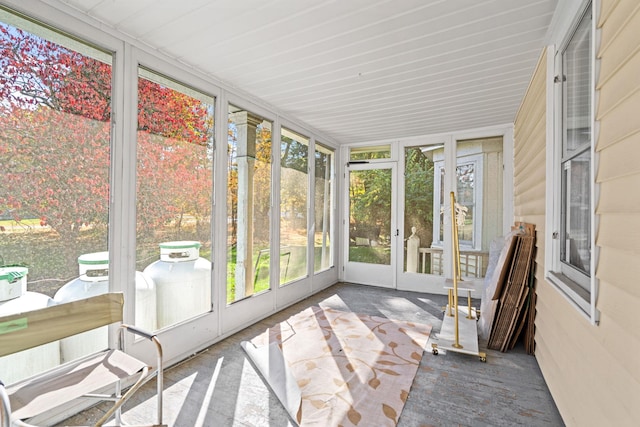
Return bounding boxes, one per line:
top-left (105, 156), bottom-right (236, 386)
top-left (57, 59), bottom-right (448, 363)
top-left (0, 0), bottom-right (638, 426)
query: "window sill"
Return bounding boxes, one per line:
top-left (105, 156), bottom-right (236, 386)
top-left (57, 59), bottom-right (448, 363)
top-left (547, 271), bottom-right (600, 324)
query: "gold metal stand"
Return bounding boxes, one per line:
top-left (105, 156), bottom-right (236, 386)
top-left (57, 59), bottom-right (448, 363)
top-left (431, 192), bottom-right (486, 362)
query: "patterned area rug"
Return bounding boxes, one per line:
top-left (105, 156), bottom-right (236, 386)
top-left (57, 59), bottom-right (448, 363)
top-left (243, 306), bottom-right (432, 426)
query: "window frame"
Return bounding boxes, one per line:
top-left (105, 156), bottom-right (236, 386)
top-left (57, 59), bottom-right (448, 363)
top-left (313, 141), bottom-right (336, 274)
top-left (546, 0), bottom-right (600, 324)
top-left (279, 125), bottom-right (311, 286)
top-left (433, 154), bottom-right (483, 251)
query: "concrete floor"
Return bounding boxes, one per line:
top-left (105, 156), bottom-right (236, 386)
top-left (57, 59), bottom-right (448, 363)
top-left (60, 283), bottom-right (564, 426)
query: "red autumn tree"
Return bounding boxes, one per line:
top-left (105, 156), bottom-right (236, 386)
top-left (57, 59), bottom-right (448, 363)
top-left (136, 77), bottom-right (214, 241)
top-left (0, 24), bottom-right (112, 241)
top-left (0, 22), bottom-right (213, 244)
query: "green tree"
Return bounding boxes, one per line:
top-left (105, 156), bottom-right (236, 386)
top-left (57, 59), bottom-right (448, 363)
top-left (404, 147), bottom-right (435, 246)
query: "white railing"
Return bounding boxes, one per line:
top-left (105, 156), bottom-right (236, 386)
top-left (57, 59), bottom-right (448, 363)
top-left (417, 247), bottom-right (488, 278)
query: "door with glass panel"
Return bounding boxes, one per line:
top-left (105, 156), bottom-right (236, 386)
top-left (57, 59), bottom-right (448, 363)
top-left (396, 143), bottom-right (449, 293)
top-left (397, 137), bottom-right (504, 293)
top-left (344, 162), bottom-right (397, 288)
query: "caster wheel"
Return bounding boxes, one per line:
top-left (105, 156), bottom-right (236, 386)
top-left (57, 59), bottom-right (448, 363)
top-left (480, 356), bottom-right (487, 363)
top-left (432, 349), bottom-right (439, 355)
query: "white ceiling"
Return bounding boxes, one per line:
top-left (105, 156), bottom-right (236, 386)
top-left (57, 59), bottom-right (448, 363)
top-left (56, 0), bottom-right (558, 144)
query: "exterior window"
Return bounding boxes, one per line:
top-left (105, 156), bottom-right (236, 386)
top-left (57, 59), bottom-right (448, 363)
top-left (314, 142), bottom-right (334, 273)
top-left (349, 144), bottom-right (391, 160)
top-left (280, 127), bottom-right (309, 285)
top-left (560, 6), bottom-right (592, 286)
top-left (431, 137), bottom-right (502, 278)
top-left (227, 105), bottom-right (272, 303)
top-left (455, 162), bottom-right (477, 246)
top-left (136, 68), bottom-right (215, 330)
top-left (0, 11), bottom-right (112, 382)
top-left (434, 160), bottom-right (481, 250)
top-left (549, 2), bottom-right (596, 319)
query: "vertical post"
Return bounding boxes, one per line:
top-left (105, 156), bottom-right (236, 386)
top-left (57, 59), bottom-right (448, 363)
top-left (232, 111), bottom-right (262, 300)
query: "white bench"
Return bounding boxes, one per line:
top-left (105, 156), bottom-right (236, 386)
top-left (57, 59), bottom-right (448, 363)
top-left (0, 292), bottom-right (165, 426)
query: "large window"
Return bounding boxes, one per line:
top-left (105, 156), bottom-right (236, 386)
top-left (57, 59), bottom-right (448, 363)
top-left (549, 2), bottom-right (595, 317)
top-left (227, 105), bottom-right (272, 303)
top-left (0, 10), bottom-right (112, 382)
top-left (136, 68), bottom-right (215, 330)
top-left (314, 142), bottom-right (335, 273)
top-left (560, 6), bottom-right (592, 283)
top-left (280, 128), bottom-right (309, 285)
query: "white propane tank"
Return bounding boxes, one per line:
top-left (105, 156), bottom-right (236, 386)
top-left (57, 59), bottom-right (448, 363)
top-left (143, 241), bottom-right (211, 329)
top-left (0, 266), bottom-right (27, 301)
top-left (134, 270), bottom-right (157, 331)
top-left (54, 252), bottom-right (109, 363)
top-left (54, 252), bottom-right (157, 363)
top-left (0, 267), bottom-right (60, 385)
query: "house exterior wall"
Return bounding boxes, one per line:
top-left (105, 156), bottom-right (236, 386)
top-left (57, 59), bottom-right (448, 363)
top-left (513, 1), bottom-right (640, 425)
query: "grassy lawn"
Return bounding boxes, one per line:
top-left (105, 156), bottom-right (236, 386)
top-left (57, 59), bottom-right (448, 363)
top-left (226, 244), bottom-right (315, 304)
top-left (0, 218), bottom-right (42, 231)
top-left (348, 245), bottom-right (391, 265)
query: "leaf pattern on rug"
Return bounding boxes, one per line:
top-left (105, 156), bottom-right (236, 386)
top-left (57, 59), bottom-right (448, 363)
top-left (383, 403), bottom-right (398, 422)
top-left (297, 378), bottom-right (311, 388)
top-left (347, 407), bottom-right (362, 425)
top-left (368, 377), bottom-right (381, 389)
top-left (249, 306), bottom-right (432, 427)
top-left (310, 399), bottom-right (326, 409)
